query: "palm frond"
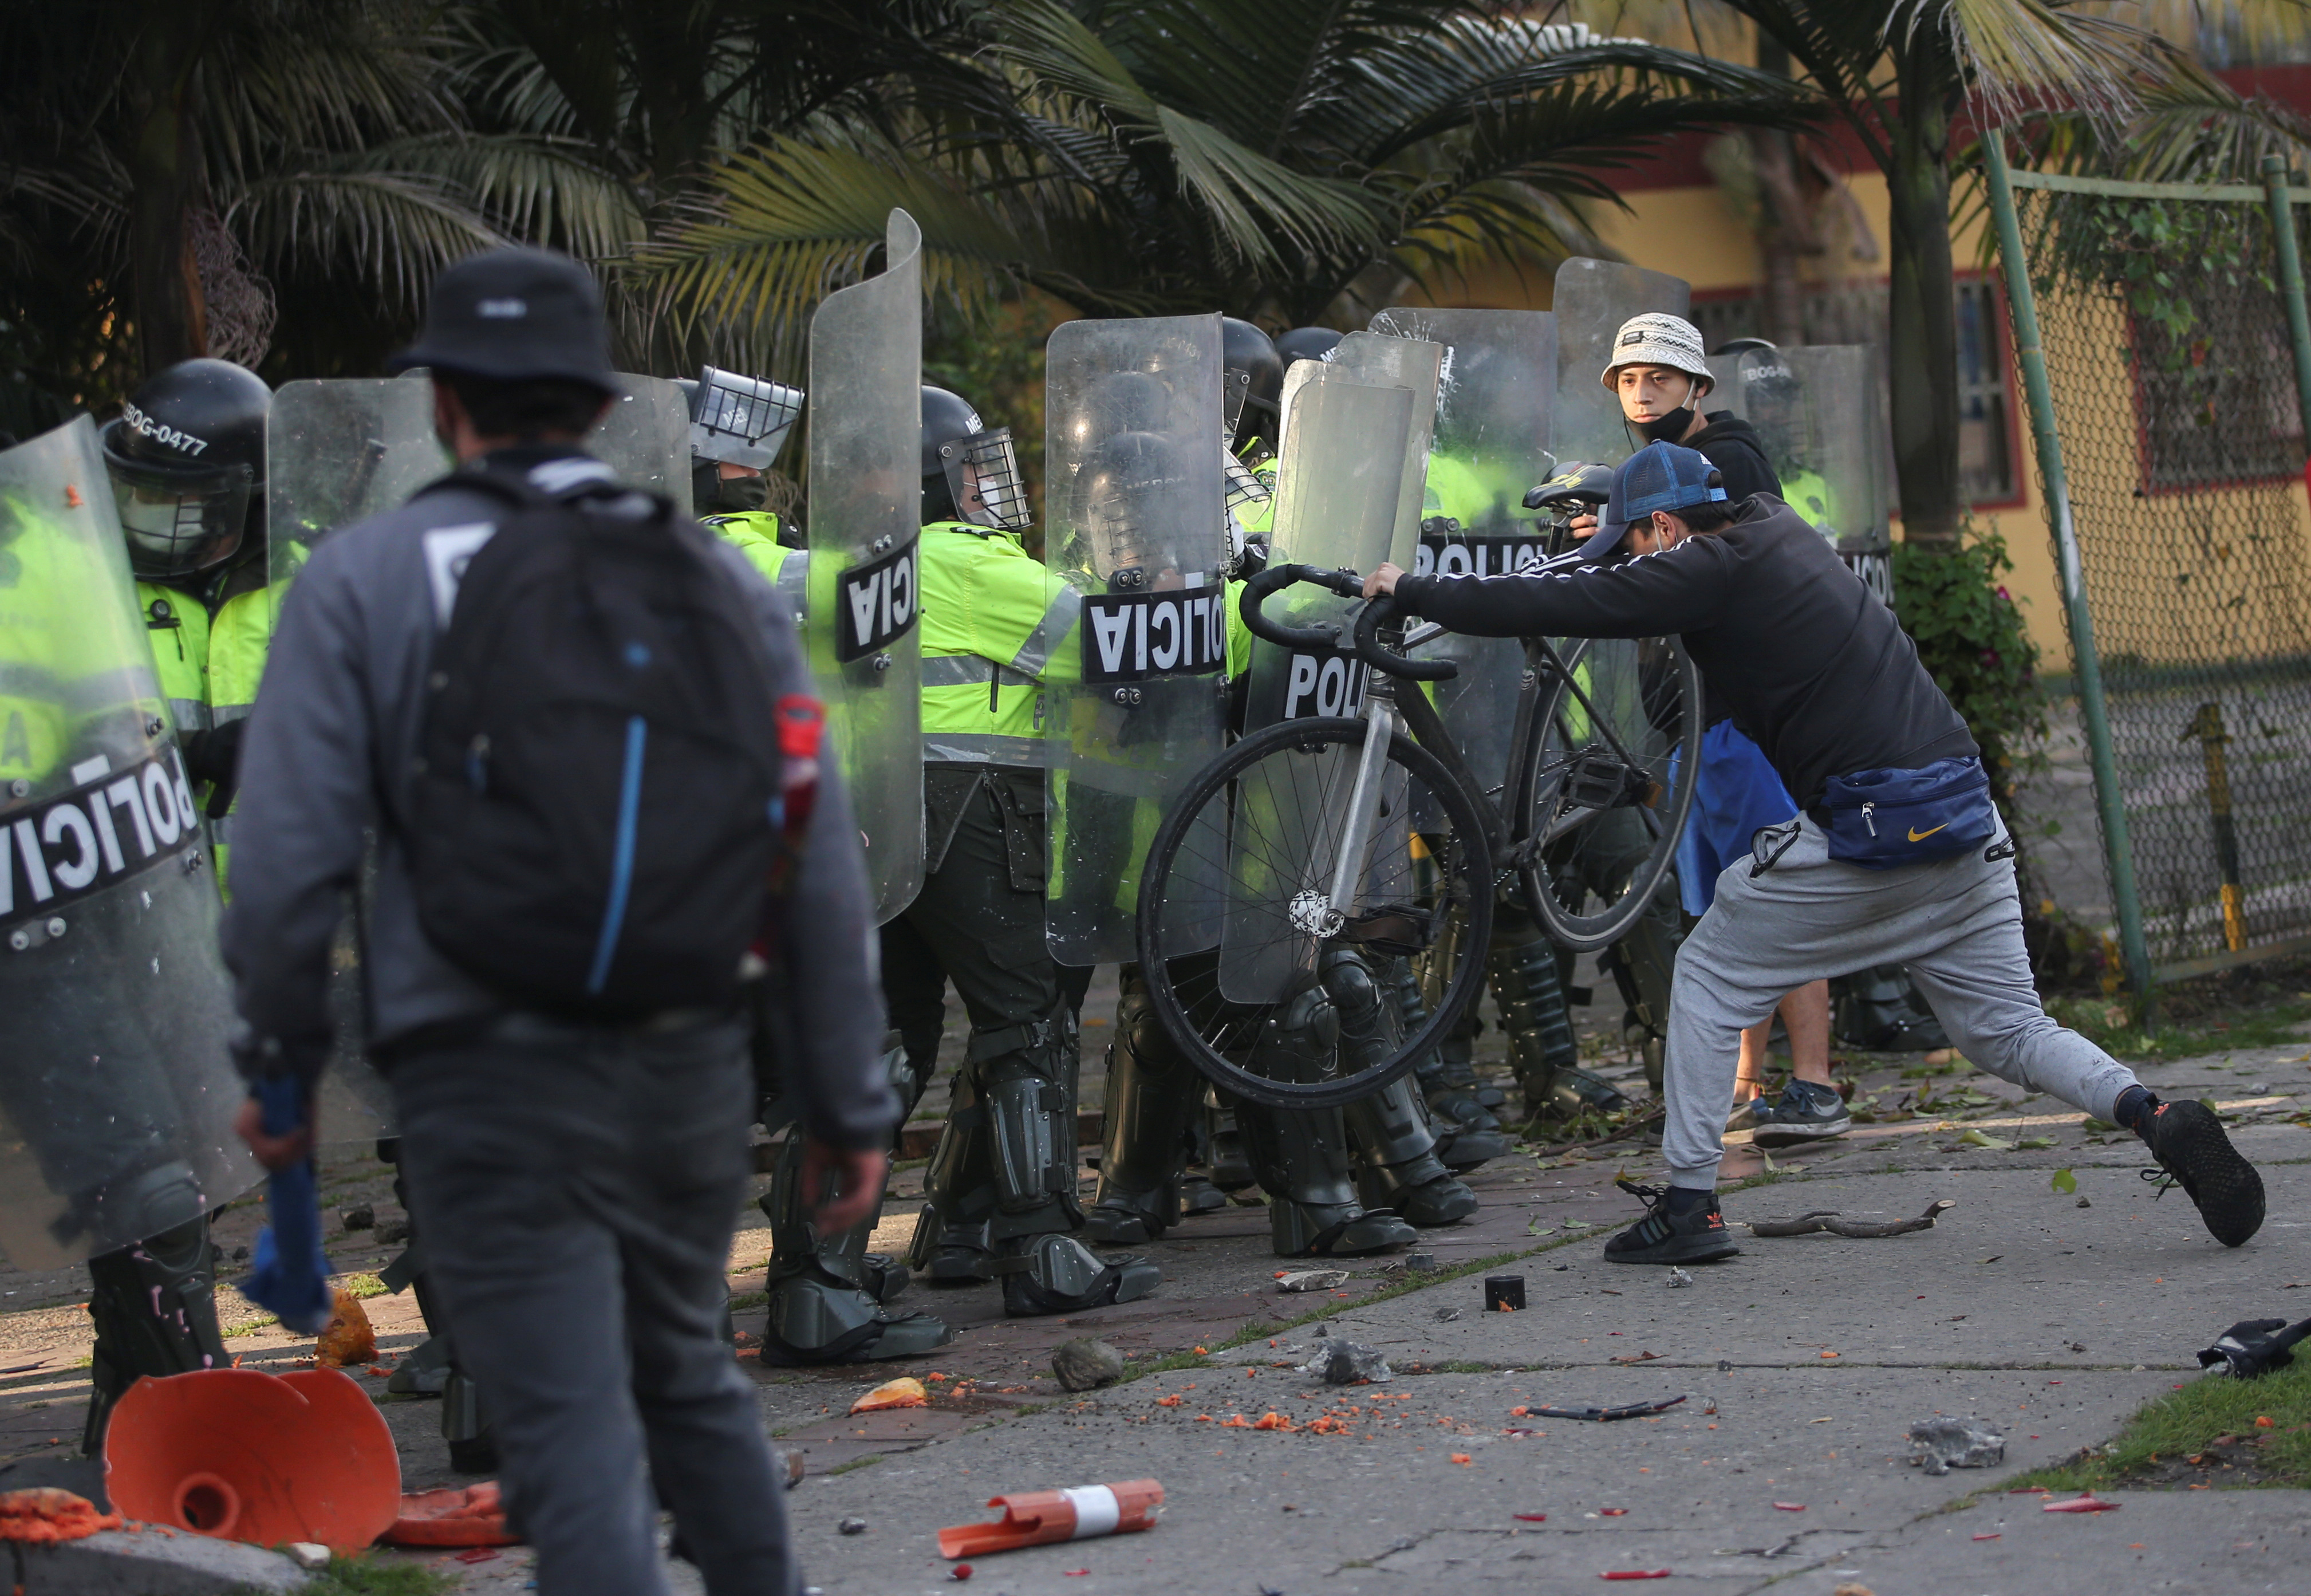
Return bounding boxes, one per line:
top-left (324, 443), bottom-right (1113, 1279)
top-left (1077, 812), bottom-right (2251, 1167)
top-left (227, 165), bottom-right (506, 311)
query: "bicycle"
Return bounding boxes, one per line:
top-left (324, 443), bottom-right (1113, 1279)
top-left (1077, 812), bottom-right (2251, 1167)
top-left (1133, 479), bottom-right (1703, 1112)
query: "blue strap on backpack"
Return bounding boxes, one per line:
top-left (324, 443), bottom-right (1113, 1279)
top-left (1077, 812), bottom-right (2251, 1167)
top-left (1819, 754), bottom-right (1999, 870)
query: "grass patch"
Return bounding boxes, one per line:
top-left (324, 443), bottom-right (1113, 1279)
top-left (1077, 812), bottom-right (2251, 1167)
top-left (261, 1555), bottom-right (455, 1594)
top-left (2008, 1361), bottom-right (2311, 1493)
top-left (337, 1273), bottom-right (388, 1300)
top-left (220, 1314), bottom-right (279, 1339)
top-left (726, 1291), bottom-right (767, 1312)
top-left (823, 1452), bottom-right (885, 1477)
top-left (2045, 988), bottom-right (2311, 1065)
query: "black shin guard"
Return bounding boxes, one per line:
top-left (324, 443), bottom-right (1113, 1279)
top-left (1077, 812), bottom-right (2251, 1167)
top-left (83, 1217), bottom-right (225, 1455)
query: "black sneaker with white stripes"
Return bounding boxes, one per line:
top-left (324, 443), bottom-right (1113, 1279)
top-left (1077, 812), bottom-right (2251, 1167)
top-left (1602, 1178), bottom-right (1741, 1265)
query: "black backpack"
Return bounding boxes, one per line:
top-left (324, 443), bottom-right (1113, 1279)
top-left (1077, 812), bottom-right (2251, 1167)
top-left (407, 459), bottom-right (783, 1019)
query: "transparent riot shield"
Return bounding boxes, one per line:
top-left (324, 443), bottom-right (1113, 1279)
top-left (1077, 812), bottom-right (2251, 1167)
top-left (1706, 344), bottom-right (1894, 607)
top-left (1222, 376), bottom-right (1413, 1003)
top-left (0, 417), bottom-right (259, 1268)
top-left (265, 381), bottom-right (447, 1142)
top-left (267, 378), bottom-right (448, 587)
top-left (1371, 307), bottom-right (1558, 795)
top-left (1044, 314), bottom-right (1228, 966)
top-left (807, 209), bottom-right (925, 923)
top-left (1551, 258), bottom-right (1691, 470)
top-left (593, 375), bottom-right (695, 516)
top-left (1319, 332), bottom-right (1444, 558)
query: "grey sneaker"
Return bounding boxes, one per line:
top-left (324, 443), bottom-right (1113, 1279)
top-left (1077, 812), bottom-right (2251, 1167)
top-left (1750, 1079), bottom-right (1852, 1148)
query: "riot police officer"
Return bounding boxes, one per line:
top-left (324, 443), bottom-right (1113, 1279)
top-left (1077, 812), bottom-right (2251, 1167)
top-left (682, 364), bottom-right (806, 586)
top-left (894, 386), bottom-right (1160, 1315)
top-left (70, 360), bottom-right (282, 1449)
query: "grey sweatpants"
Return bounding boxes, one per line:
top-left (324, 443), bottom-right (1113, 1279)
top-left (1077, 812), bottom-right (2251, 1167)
top-left (1665, 818), bottom-right (2138, 1188)
top-left (392, 1014), bottom-right (795, 1596)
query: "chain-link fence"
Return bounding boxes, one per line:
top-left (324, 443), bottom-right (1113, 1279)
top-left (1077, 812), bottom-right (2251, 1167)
top-left (1991, 153), bottom-right (2311, 982)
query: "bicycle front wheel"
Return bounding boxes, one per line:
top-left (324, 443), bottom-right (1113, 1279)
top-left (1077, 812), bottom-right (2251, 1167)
top-left (1137, 715), bottom-right (1495, 1110)
top-left (1518, 635), bottom-right (1703, 951)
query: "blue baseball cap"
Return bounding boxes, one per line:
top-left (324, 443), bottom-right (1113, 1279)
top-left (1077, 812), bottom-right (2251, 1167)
top-left (1586, 440), bottom-right (1729, 561)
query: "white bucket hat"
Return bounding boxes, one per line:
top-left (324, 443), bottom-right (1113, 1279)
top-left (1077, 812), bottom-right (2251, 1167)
top-left (1600, 313), bottom-right (1713, 391)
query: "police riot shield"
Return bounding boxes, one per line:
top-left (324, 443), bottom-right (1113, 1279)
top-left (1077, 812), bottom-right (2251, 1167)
top-left (0, 418), bottom-right (259, 1268)
top-left (807, 208), bottom-right (925, 923)
top-left (1221, 375), bottom-right (1413, 1002)
top-left (593, 375), bottom-right (695, 517)
top-left (267, 378), bottom-right (448, 586)
top-left (1706, 344), bottom-right (1894, 607)
top-left (1316, 332), bottom-right (1444, 557)
top-left (264, 382), bottom-right (448, 1142)
top-left (1371, 307), bottom-right (1558, 795)
top-left (1044, 314), bottom-right (1228, 966)
top-left (1550, 258), bottom-right (1691, 470)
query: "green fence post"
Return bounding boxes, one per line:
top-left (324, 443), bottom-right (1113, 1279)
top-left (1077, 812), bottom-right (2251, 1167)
top-left (2263, 156), bottom-right (2311, 477)
top-left (1983, 138), bottom-right (2154, 1002)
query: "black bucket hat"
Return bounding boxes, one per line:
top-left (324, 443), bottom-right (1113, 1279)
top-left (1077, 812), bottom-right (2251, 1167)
top-left (389, 247), bottom-right (616, 389)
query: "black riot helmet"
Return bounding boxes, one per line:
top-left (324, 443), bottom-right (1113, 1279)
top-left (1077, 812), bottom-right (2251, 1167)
top-left (100, 358), bottom-right (271, 580)
top-left (921, 384), bottom-right (1030, 532)
top-left (1274, 326), bottom-right (1342, 372)
top-left (1219, 317), bottom-right (1282, 454)
top-left (1075, 429), bottom-right (1191, 588)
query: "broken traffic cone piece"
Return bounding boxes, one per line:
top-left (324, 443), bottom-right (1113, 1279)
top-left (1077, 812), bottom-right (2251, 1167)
top-left (850, 1377), bottom-right (928, 1414)
top-left (381, 1483), bottom-right (518, 1548)
top-left (938, 1480), bottom-right (1162, 1559)
top-left (0, 1488), bottom-right (121, 1543)
top-left (105, 1368), bottom-right (400, 1552)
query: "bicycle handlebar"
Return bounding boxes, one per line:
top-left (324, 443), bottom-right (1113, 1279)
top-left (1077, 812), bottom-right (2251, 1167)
top-left (1236, 563), bottom-right (1458, 683)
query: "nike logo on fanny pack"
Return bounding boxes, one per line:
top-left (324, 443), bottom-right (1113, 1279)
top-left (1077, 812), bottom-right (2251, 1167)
top-left (1908, 823), bottom-right (1950, 842)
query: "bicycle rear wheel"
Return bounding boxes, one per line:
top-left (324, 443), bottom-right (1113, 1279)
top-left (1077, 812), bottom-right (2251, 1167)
top-left (1518, 635), bottom-right (1702, 951)
top-left (1137, 714), bottom-right (1495, 1110)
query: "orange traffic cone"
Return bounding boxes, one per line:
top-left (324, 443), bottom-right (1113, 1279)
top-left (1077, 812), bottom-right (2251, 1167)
top-left (105, 1368), bottom-right (400, 1551)
top-left (937, 1480), bottom-right (1163, 1559)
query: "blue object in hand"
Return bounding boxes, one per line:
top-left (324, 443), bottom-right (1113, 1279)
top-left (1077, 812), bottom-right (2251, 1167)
top-left (237, 1075), bottom-right (336, 1336)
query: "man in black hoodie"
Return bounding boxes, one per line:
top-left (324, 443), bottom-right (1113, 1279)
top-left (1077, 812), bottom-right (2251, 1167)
top-left (1366, 441), bottom-right (2266, 1266)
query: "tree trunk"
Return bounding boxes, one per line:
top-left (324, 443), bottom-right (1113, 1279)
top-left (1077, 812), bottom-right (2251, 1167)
top-left (125, 6), bottom-right (212, 376)
top-left (1882, 88), bottom-right (1963, 548)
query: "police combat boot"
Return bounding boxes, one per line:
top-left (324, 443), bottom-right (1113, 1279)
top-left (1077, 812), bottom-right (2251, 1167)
top-left (1324, 948), bottom-right (1477, 1226)
top-left (1085, 967), bottom-right (1202, 1246)
top-left (758, 1140), bottom-right (951, 1364)
top-left (1236, 974), bottom-right (1415, 1257)
top-left (909, 1068), bottom-right (999, 1284)
top-left (82, 1215), bottom-right (226, 1455)
top-left (1384, 954), bottom-right (1508, 1171)
top-left (1491, 935), bottom-right (1627, 1122)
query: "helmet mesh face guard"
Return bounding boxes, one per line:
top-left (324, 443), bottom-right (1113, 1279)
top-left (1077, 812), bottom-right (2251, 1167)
top-left (690, 366), bottom-right (803, 469)
top-left (1078, 432), bottom-right (1188, 584)
top-left (106, 455), bottom-right (253, 578)
top-left (1222, 450), bottom-right (1270, 515)
top-left (937, 427), bottom-right (1032, 532)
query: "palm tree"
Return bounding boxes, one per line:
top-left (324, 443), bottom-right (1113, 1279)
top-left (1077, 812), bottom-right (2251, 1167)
top-left (634, 0), bottom-right (1812, 371)
top-left (0, 0), bottom-right (639, 418)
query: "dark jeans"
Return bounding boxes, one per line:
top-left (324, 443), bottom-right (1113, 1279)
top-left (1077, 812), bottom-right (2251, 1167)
top-left (391, 1013), bottom-right (791, 1596)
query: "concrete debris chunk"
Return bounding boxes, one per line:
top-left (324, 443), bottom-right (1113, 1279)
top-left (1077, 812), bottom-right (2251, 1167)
top-left (285, 1543), bottom-right (330, 1570)
top-left (1052, 1338), bottom-right (1126, 1392)
top-left (340, 1205), bottom-right (374, 1232)
top-left (1276, 1269), bottom-right (1350, 1294)
top-left (1907, 1416), bottom-right (2005, 1475)
top-left (1299, 1337), bottom-right (1392, 1385)
top-left (1667, 1267), bottom-right (1694, 1288)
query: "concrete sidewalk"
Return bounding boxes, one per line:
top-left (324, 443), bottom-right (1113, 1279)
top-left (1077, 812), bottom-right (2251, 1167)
top-left (0, 1018), bottom-right (2300, 1592)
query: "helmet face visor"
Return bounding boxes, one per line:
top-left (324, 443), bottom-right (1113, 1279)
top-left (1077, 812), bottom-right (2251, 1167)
top-left (107, 457), bottom-right (251, 578)
top-left (690, 367), bottom-right (803, 470)
top-left (940, 428), bottom-right (1031, 532)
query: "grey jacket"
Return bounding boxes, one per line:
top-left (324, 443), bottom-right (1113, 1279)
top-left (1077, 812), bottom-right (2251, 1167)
top-left (220, 448), bottom-right (898, 1150)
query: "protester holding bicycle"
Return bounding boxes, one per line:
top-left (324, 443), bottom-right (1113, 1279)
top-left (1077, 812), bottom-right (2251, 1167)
top-left (1362, 439), bottom-right (2266, 1264)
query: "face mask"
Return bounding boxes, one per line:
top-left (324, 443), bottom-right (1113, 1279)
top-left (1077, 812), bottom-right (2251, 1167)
top-left (693, 462), bottom-right (768, 514)
top-left (1632, 405), bottom-right (1695, 444)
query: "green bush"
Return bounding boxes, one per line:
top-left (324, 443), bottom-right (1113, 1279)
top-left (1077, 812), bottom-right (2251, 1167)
top-left (1891, 528), bottom-right (2048, 818)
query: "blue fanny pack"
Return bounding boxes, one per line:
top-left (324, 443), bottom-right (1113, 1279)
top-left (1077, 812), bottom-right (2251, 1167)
top-left (1819, 755), bottom-right (1998, 870)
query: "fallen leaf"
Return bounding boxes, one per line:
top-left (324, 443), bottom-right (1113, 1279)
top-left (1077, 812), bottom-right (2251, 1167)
top-left (1958, 1129), bottom-right (2014, 1150)
top-left (2043, 1496), bottom-right (2121, 1514)
top-left (2052, 1168), bottom-right (2079, 1195)
top-left (2015, 1136), bottom-right (2057, 1150)
top-left (1973, 1533), bottom-right (2001, 1541)
top-left (1772, 1502), bottom-right (1805, 1511)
